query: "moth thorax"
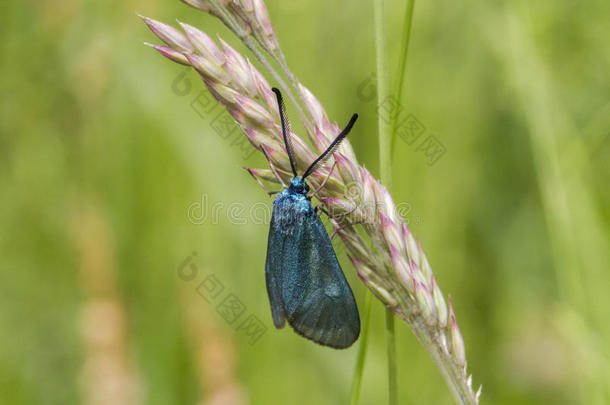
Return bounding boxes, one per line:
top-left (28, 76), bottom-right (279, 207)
top-left (289, 177), bottom-right (309, 195)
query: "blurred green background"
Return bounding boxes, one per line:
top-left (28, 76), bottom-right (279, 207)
top-left (1, 0), bottom-right (609, 404)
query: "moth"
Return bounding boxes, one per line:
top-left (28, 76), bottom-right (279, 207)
top-left (264, 88), bottom-right (360, 349)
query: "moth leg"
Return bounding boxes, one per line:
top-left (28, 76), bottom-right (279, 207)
top-left (319, 205), bottom-right (369, 240)
top-left (314, 205), bottom-right (330, 217)
top-left (261, 148), bottom-right (287, 187)
top-left (337, 205), bottom-right (357, 218)
top-left (315, 203), bottom-right (358, 221)
top-left (330, 220), bottom-right (367, 240)
top-left (314, 205), bottom-right (366, 239)
top-left (309, 161), bottom-right (337, 199)
top-left (244, 168), bottom-right (280, 196)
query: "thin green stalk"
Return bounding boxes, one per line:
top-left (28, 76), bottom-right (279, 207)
top-left (350, 292), bottom-right (373, 405)
top-left (385, 308), bottom-right (397, 405)
top-left (373, 1), bottom-right (396, 404)
top-left (391, 0), bottom-right (416, 151)
top-left (374, 0), bottom-right (392, 191)
top-left (385, 3), bottom-right (415, 400)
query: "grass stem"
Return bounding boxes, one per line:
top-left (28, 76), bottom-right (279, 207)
top-left (385, 308), bottom-right (397, 405)
top-left (373, 1), bottom-right (397, 404)
top-left (391, 0), bottom-right (416, 151)
top-left (350, 292), bottom-right (373, 405)
top-left (374, 0), bottom-right (392, 191)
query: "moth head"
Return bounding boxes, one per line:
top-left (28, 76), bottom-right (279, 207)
top-left (289, 176), bottom-right (309, 195)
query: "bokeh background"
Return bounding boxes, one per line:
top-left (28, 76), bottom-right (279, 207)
top-left (1, 0), bottom-right (609, 404)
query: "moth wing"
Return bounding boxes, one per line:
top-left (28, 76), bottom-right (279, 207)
top-left (265, 207), bottom-right (288, 329)
top-left (281, 212), bottom-right (360, 349)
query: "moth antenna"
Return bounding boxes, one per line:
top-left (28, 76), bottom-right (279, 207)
top-left (272, 88), bottom-right (298, 177)
top-left (302, 113), bottom-right (358, 180)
